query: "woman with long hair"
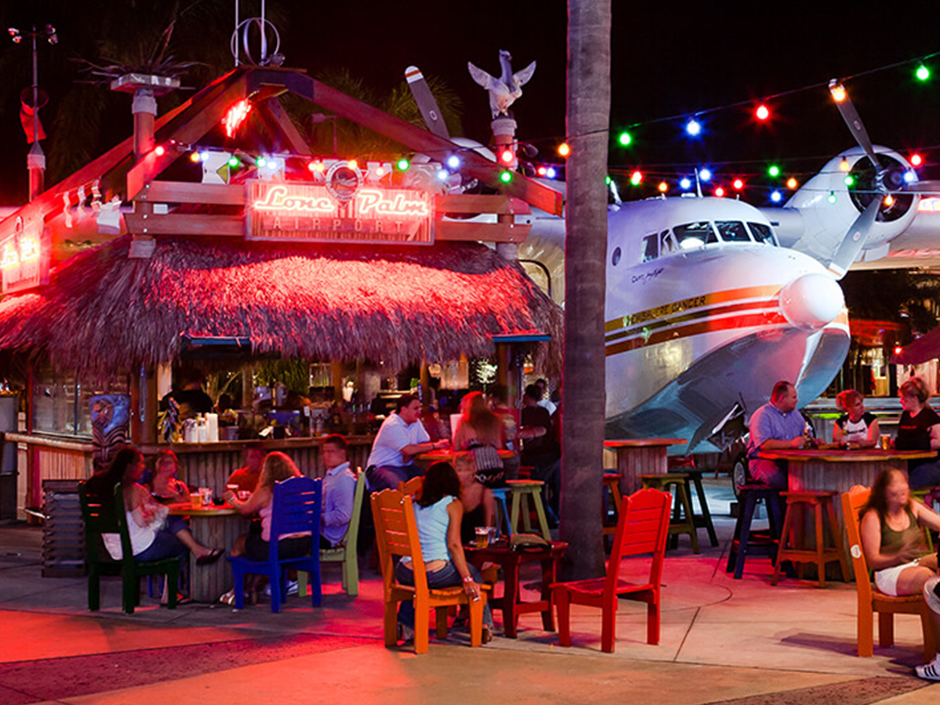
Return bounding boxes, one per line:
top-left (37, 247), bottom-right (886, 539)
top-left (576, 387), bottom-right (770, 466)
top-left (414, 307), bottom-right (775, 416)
top-left (860, 468), bottom-right (940, 680)
top-left (144, 450), bottom-right (191, 504)
top-left (394, 461), bottom-right (493, 643)
top-left (453, 391), bottom-right (506, 491)
top-left (84, 447), bottom-right (223, 603)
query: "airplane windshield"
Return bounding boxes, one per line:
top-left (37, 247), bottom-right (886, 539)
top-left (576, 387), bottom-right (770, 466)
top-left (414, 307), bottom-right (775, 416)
top-left (748, 222), bottom-right (777, 246)
top-left (642, 234), bottom-right (658, 262)
top-left (715, 221), bottom-right (751, 242)
top-left (672, 222), bottom-right (715, 252)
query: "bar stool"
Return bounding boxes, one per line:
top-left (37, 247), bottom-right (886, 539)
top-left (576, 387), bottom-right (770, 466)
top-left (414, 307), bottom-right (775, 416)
top-left (669, 467), bottom-right (718, 547)
top-left (505, 479), bottom-right (552, 541)
top-left (911, 487), bottom-right (940, 552)
top-left (771, 490), bottom-right (848, 588)
top-left (638, 473), bottom-right (699, 554)
top-left (602, 473), bottom-right (623, 538)
top-left (726, 484), bottom-right (783, 579)
top-left (490, 487), bottom-right (513, 538)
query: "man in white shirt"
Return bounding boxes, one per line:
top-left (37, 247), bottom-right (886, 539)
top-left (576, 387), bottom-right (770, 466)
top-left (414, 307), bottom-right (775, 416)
top-left (320, 434), bottom-right (357, 548)
top-left (366, 394), bottom-right (449, 491)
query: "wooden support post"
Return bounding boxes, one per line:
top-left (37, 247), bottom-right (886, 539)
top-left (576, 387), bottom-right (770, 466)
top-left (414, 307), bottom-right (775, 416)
top-left (331, 361), bottom-right (344, 405)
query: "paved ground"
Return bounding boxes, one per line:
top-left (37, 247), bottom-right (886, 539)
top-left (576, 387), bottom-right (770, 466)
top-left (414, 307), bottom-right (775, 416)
top-left (2, 478), bottom-right (940, 704)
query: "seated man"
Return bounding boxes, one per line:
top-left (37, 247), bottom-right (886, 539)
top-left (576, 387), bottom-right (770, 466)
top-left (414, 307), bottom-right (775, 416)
top-left (320, 434), bottom-right (357, 548)
top-left (226, 442), bottom-right (266, 494)
top-left (745, 380), bottom-right (809, 489)
top-left (366, 394), bottom-right (449, 491)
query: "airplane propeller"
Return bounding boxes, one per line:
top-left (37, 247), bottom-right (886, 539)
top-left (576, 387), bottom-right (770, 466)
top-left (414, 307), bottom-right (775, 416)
top-left (826, 196), bottom-right (881, 278)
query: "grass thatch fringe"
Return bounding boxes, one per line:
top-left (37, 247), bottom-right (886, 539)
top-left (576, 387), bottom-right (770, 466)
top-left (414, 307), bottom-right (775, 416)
top-left (0, 235), bottom-right (563, 376)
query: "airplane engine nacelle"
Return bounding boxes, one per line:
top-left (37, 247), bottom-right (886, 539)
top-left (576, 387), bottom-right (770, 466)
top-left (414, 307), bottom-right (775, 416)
top-left (782, 147), bottom-right (918, 263)
top-left (779, 272), bottom-right (844, 330)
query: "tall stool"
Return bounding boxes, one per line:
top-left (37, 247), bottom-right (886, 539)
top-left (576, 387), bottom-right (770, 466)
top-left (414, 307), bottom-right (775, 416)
top-left (771, 490), bottom-right (848, 588)
top-left (638, 473), bottom-right (699, 554)
top-left (670, 467), bottom-right (718, 547)
top-left (490, 487), bottom-right (513, 538)
top-left (505, 479), bottom-right (552, 541)
top-left (726, 485), bottom-right (783, 580)
top-left (602, 473), bottom-right (623, 539)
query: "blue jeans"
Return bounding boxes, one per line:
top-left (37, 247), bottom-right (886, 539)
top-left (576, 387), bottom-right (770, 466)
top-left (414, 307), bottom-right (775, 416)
top-left (910, 460), bottom-right (940, 489)
top-left (367, 464), bottom-right (423, 492)
top-left (394, 559), bottom-right (493, 628)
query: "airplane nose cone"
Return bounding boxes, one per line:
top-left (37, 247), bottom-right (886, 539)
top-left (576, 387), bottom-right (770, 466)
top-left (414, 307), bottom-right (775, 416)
top-left (780, 273), bottom-right (844, 330)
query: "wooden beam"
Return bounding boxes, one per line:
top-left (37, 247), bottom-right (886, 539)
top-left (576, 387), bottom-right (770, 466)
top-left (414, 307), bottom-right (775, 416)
top-left (436, 194), bottom-right (530, 215)
top-left (435, 220), bottom-right (531, 243)
top-left (134, 181), bottom-right (246, 206)
top-left (124, 213), bottom-right (244, 237)
top-left (255, 100), bottom-right (311, 155)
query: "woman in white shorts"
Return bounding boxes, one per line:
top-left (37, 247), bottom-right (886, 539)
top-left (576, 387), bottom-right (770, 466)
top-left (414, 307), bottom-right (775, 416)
top-left (860, 468), bottom-right (940, 680)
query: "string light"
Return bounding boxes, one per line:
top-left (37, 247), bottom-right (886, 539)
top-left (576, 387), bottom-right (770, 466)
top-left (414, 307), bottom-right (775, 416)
top-left (699, 168), bottom-right (712, 182)
top-left (618, 131), bottom-right (632, 146)
top-left (499, 170), bottom-right (513, 183)
top-left (787, 177), bottom-right (799, 189)
top-left (679, 177), bottom-right (692, 190)
top-left (770, 190), bottom-right (782, 203)
top-left (658, 181), bottom-right (668, 193)
top-left (768, 164), bottom-right (780, 178)
top-left (884, 195), bottom-right (895, 206)
top-left (557, 142), bottom-right (571, 157)
top-left (154, 145), bottom-right (166, 157)
top-left (685, 118), bottom-right (702, 137)
top-left (714, 186), bottom-right (726, 197)
top-left (446, 155), bottom-right (461, 169)
top-left (396, 158), bottom-right (410, 171)
top-left (829, 80), bottom-right (847, 103)
top-left (917, 63), bottom-right (931, 81)
top-left (500, 149), bottom-right (514, 164)
top-left (732, 178), bottom-right (744, 191)
top-left (911, 153), bottom-right (923, 167)
top-left (546, 167), bottom-right (557, 179)
top-left (828, 191), bottom-right (837, 203)
top-left (840, 157), bottom-right (851, 172)
top-left (844, 175), bottom-right (855, 187)
top-left (630, 170), bottom-right (643, 185)
top-left (755, 104), bottom-right (770, 121)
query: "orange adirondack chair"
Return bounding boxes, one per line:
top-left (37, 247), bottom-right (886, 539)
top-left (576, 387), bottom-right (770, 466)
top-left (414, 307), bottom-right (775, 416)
top-left (397, 475), bottom-right (424, 498)
top-left (552, 487), bottom-right (671, 652)
top-left (841, 485), bottom-right (935, 658)
top-left (371, 488), bottom-right (488, 654)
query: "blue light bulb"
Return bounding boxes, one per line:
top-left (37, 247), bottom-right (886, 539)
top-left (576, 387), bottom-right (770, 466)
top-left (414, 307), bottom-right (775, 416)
top-left (447, 155), bottom-right (461, 169)
top-left (770, 190), bottom-right (782, 203)
top-left (546, 167), bottom-right (557, 179)
top-left (679, 177), bottom-right (692, 190)
top-left (699, 168), bottom-right (712, 182)
top-left (685, 119), bottom-right (702, 137)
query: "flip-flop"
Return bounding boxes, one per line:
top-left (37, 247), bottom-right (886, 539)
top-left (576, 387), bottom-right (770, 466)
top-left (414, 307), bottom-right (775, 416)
top-left (196, 548), bottom-right (225, 566)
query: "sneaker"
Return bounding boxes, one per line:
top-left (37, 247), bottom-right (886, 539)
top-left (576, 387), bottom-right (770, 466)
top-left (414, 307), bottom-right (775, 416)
top-left (925, 576), bottom-right (940, 616)
top-left (262, 580), bottom-right (299, 597)
top-left (916, 654), bottom-right (940, 681)
top-left (397, 622), bottom-right (415, 643)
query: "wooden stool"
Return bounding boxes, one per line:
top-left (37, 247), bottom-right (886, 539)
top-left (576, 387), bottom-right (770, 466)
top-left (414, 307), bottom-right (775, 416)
top-left (602, 473), bottom-right (623, 538)
top-left (670, 467), bottom-right (718, 547)
top-left (771, 490), bottom-right (848, 587)
top-left (490, 487), bottom-right (513, 538)
top-left (505, 480), bottom-right (552, 541)
top-left (638, 474), bottom-right (699, 554)
top-left (726, 485), bottom-right (783, 579)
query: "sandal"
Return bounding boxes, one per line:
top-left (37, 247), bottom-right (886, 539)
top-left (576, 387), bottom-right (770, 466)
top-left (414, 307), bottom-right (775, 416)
top-left (196, 548), bottom-right (225, 566)
top-left (482, 624), bottom-right (493, 644)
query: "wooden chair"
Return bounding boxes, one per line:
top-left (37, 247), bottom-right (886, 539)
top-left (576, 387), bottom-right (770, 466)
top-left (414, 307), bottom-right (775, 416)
top-left (552, 487), bottom-right (671, 652)
top-left (230, 476), bottom-right (323, 612)
top-left (79, 480), bottom-right (181, 614)
top-left (841, 485), bottom-right (935, 658)
top-left (397, 475), bottom-right (424, 498)
top-left (298, 469), bottom-right (366, 597)
top-left (371, 488), bottom-right (489, 654)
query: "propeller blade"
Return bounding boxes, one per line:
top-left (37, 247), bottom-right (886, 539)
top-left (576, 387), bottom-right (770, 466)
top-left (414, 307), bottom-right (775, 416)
top-left (903, 179), bottom-right (940, 194)
top-left (829, 79), bottom-right (880, 169)
top-left (404, 66), bottom-right (450, 140)
top-left (827, 196), bottom-right (882, 279)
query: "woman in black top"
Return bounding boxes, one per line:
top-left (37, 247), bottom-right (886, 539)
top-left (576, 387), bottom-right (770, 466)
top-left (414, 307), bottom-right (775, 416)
top-left (896, 376), bottom-right (940, 488)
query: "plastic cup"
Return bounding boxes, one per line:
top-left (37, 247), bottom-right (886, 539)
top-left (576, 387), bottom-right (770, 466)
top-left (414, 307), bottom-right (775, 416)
top-left (880, 434), bottom-right (891, 450)
top-left (474, 526), bottom-right (489, 548)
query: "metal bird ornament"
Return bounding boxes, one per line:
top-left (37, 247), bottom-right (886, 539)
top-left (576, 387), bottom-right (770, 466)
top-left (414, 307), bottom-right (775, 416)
top-left (468, 50), bottom-right (536, 119)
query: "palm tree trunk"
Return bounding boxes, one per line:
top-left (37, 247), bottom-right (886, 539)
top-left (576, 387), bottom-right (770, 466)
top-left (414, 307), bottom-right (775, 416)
top-left (559, 0), bottom-right (611, 580)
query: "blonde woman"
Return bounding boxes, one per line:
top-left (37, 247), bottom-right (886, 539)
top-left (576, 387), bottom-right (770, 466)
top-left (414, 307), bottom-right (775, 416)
top-left (833, 390), bottom-right (879, 449)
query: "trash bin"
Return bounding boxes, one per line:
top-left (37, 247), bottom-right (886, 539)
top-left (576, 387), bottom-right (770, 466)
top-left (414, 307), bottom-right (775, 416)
top-left (0, 395), bottom-right (18, 523)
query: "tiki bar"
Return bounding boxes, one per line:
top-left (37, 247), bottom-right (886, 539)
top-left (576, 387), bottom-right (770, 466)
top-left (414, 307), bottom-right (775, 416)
top-left (0, 65), bottom-right (563, 522)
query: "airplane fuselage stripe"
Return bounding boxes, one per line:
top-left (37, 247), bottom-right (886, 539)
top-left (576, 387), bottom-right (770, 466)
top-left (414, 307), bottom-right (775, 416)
top-left (605, 299), bottom-right (779, 344)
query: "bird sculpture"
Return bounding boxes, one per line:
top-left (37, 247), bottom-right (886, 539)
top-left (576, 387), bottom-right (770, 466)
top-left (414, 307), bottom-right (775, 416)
top-left (468, 50), bottom-right (536, 119)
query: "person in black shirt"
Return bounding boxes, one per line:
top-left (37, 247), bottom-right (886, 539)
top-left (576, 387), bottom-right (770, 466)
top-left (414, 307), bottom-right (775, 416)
top-left (161, 368), bottom-right (214, 420)
top-left (520, 384), bottom-right (560, 520)
top-left (833, 389), bottom-right (880, 448)
top-left (896, 376), bottom-right (940, 489)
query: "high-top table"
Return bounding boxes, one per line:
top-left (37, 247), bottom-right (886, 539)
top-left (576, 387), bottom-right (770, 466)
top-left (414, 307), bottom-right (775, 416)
top-left (757, 448), bottom-right (936, 578)
top-left (168, 502), bottom-right (250, 602)
top-left (604, 439), bottom-right (686, 495)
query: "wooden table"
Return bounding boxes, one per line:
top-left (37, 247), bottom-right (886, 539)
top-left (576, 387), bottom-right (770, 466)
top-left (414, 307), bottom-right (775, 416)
top-left (416, 449), bottom-right (515, 466)
top-left (465, 540), bottom-right (568, 638)
top-left (757, 448), bottom-right (936, 578)
top-left (168, 503), bottom-right (250, 602)
top-left (604, 439), bottom-right (686, 495)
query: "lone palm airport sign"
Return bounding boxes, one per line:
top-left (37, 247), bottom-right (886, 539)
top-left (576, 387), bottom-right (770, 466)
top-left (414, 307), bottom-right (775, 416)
top-left (247, 165), bottom-right (434, 245)
top-left (1, 216), bottom-right (49, 294)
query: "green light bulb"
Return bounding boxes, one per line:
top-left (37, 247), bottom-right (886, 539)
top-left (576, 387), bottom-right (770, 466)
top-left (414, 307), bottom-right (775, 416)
top-left (228, 156), bottom-right (240, 168)
top-left (618, 131), bottom-right (632, 147)
top-left (396, 158), bottom-right (410, 171)
top-left (917, 64), bottom-right (931, 81)
top-left (499, 170), bottom-right (513, 184)
top-left (768, 165), bottom-right (780, 178)
top-left (844, 175), bottom-right (855, 187)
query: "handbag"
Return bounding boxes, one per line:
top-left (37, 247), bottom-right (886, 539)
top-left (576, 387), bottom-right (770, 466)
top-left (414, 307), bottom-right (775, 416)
top-left (468, 439), bottom-right (505, 488)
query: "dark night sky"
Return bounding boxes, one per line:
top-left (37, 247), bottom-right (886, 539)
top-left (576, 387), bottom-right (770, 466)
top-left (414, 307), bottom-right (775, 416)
top-left (1, 1), bottom-right (940, 205)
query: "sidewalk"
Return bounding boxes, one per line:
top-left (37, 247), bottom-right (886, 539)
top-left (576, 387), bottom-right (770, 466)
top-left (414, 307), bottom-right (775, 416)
top-left (1, 478), bottom-right (938, 704)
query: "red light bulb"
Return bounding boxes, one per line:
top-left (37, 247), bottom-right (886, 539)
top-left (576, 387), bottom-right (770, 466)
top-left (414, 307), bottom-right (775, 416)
top-left (911, 153), bottom-right (924, 167)
top-left (755, 104), bottom-right (770, 121)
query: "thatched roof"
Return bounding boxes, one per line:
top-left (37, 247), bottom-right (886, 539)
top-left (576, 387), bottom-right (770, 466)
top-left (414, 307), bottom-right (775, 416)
top-left (0, 236), bottom-right (562, 375)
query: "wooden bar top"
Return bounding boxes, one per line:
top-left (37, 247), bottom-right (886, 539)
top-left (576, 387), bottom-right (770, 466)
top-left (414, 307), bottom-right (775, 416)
top-left (167, 502), bottom-right (240, 517)
top-left (759, 448), bottom-right (936, 463)
top-left (417, 449), bottom-right (515, 462)
top-left (140, 434), bottom-right (375, 455)
top-left (603, 438), bottom-right (686, 448)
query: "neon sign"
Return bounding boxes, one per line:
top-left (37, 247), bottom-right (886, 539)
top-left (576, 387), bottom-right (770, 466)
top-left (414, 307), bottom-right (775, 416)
top-left (1, 216), bottom-right (48, 294)
top-left (247, 178), bottom-right (434, 245)
top-left (222, 99), bottom-right (252, 138)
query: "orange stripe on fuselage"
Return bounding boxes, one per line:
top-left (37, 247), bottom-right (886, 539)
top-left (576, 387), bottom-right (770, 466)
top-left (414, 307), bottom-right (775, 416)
top-left (605, 299), bottom-right (777, 344)
top-left (604, 284), bottom-right (781, 333)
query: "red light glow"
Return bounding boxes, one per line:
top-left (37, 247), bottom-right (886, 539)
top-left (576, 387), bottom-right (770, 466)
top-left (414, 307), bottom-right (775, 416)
top-left (714, 187), bottom-right (726, 197)
top-left (537, 166), bottom-right (547, 176)
top-left (755, 104), bottom-right (770, 121)
top-left (732, 178), bottom-right (744, 190)
top-left (222, 99), bottom-right (252, 138)
top-left (154, 145), bottom-right (166, 157)
top-left (911, 153), bottom-right (924, 167)
top-left (501, 150), bottom-right (514, 164)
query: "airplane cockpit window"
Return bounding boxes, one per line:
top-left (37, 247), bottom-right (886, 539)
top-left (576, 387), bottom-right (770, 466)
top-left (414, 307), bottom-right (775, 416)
top-left (660, 229), bottom-right (680, 255)
top-left (642, 234), bottom-right (658, 262)
top-left (672, 222), bottom-right (713, 251)
top-left (748, 222), bottom-right (777, 246)
top-left (715, 221), bottom-right (751, 242)
top-left (611, 246), bottom-right (622, 266)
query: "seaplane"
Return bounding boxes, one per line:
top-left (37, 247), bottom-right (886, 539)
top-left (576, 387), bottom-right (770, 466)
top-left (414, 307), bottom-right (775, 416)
top-left (514, 80), bottom-right (940, 455)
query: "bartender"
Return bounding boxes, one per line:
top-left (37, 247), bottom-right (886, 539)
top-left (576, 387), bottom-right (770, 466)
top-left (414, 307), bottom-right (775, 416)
top-left (162, 368), bottom-right (213, 419)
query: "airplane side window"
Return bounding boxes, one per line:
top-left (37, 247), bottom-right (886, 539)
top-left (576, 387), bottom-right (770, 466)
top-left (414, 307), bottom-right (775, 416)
top-left (660, 230), bottom-right (679, 255)
top-left (715, 220), bottom-right (751, 242)
top-left (612, 246), bottom-right (622, 266)
top-left (641, 234), bottom-right (658, 262)
top-left (748, 222), bottom-right (777, 246)
top-left (672, 222), bottom-right (713, 251)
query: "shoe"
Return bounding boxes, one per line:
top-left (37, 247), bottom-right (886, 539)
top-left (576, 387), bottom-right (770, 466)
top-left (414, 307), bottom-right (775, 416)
top-left (482, 624), bottom-right (493, 644)
top-left (196, 548), bottom-right (225, 566)
top-left (925, 576), bottom-right (940, 615)
top-left (397, 622), bottom-right (415, 643)
top-left (262, 580), bottom-right (298, 597)
top-left (916, 654), bottom-right (940, 681)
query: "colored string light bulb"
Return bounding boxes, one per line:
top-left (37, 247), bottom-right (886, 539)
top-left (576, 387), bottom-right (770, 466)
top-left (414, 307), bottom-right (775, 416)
top-left (714, 186), bottom-right (726, 198)
top-left (840, 157), bottom-right (851, 173)
top-left (787, 177), bottom-right (798, 189)
top-left (911, 153), bottom-right (924, 167)
top-left (770, 190), bottom-right (782, 203)
top-left (618, 131), bottom-right (632, 146)
top-left (228, 155), bottom-right (240, 168)
top-left (732, 178), bottom-right (744, 191)
top-left (499, 170), bottom-right (513, 183)
top-left (154, 145), bottom-right (166, 157)
top-left (546, 167), bottom-right (557, 179)
top-left (917, 64), bottom-right (931, 81)
top-left (501, 149), bottom-right (514, 164)
top-left (190, 151), bottom-right (201, 163)
top-left (685, 118), bottom-right (702, 137)
top-left (658, 181), bottom-right (668, 193)
top-left (884, 195), bottom-right (895, 207)
top-left (537, 166), bottom-right (547, 177)
top-left (829, 81), bottom-right (847, 103)
top-left (630, 170), bottom-right (643, 185)
top-left (768, 165), bottom-right (780, 178)
top-left (755, 104), bottom-right (770, 121)
top-left (256, 157), bottom-right (267, 168)
top-left (679, 177), bottom-right (692, 190)
top-left (557, 142), bottom-right (571, 157)
top-left (447, 155), bottom-right (461, 169)
top-left (699, 168), bottom-right (712, 182)
top-left (396, 158), bottom-right (410, 171)
top-left (844, 175), bottom-right (855, 187)
top-left (347, 159), bottom-right (358, 170)
top-left (828, 191), bottom-right (837, 204)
